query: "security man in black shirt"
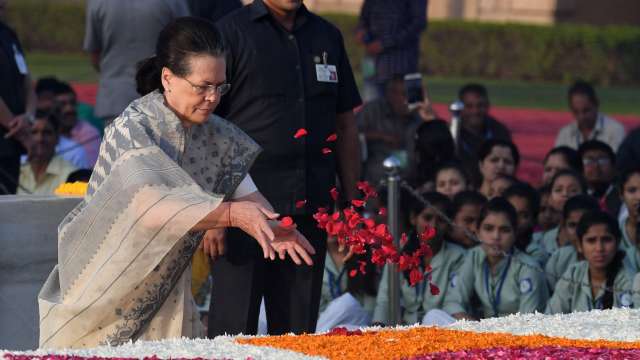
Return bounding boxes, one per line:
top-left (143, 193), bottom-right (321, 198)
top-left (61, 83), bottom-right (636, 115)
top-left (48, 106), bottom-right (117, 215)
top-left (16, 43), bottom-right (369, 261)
top-left (0, 3), bottom-right (36, 194)
top-left (209, 0), bottom-right (362, 336)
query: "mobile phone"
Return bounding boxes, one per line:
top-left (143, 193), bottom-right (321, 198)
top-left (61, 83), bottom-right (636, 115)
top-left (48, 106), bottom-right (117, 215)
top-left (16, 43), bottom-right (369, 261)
top-left (404, 73), bottom-right (424, 110)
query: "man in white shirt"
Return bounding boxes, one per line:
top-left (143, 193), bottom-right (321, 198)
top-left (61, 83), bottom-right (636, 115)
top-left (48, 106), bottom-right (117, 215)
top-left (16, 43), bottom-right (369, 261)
top-left (555, 80), bottom-right (625, 151)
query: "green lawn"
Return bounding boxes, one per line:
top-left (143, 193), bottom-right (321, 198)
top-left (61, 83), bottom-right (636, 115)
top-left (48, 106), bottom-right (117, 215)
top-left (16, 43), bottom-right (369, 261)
top-left (26, 51), bottom-right (640, 116)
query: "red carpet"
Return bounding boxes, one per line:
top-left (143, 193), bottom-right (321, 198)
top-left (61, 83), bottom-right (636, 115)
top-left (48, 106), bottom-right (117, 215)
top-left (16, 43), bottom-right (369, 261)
top-left (73, 83), bottom-right (639, 186)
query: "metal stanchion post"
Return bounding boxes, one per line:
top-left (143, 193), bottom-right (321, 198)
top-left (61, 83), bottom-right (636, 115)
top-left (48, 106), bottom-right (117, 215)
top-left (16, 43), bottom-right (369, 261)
top-left (383, 155), bottom-right (402, 325)
top-left (449, 100), bottom-right (464, 153)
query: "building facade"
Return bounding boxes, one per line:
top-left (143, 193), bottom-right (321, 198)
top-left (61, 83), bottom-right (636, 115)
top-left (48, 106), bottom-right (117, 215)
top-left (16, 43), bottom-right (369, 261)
top-left (303, 0), bottom-right (640, 26)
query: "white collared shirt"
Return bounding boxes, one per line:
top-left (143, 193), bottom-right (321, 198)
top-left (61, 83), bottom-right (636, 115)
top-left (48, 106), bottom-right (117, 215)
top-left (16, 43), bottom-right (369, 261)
top-left (554, 113), bottom-right (625, 150)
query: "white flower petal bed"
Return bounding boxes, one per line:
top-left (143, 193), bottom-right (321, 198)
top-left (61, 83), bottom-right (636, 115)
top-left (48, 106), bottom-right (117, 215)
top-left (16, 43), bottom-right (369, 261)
top-left (448, 308), bottom-right (640, 342)
top-left (4, 337), bottom-right (324, 360)
top-left (5, 309), bottom-right (640, 359)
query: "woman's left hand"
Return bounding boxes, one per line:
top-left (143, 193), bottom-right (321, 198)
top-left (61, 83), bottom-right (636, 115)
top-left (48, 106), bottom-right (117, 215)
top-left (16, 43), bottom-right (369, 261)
top-left (270, 222), bottom-right (316, 266)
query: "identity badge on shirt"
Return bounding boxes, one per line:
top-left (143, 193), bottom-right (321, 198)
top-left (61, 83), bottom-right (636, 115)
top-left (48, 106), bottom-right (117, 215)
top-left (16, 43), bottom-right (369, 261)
top-left (12, 44), bottom-right (28, 75)
top-left (316, 64), bottom-right (338, 83)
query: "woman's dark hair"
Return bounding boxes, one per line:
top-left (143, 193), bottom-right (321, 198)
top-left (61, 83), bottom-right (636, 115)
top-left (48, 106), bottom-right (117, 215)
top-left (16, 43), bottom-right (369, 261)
top-left (136, 17), bottom-right (225, 95)
top-left (576, 210), bottom-right (623, 310)
top-left (434, 162), bottom-right (469, 184)
top-left (549, 169), bottom-right (587, 194)
top-left (568, 80), bottom-right (599, 107)
top-left (618, 167), bottom-right (640, 194)
top-left (66, 169), bottom-right (93, 182)
top-left (503, 182), bottom-right (540, 219)
top-left (562, 194), bottom-right (599, 221)
top-left (346, 251), bottom-right (379, 297)
top-left (413, 120), bottom-right (456, 184)
top-left (452, 190), bottom-right (487, 217)
top-left (477, 197), bottom-right (518, 231)
top-left (409, 191), bottom-right (454, 219)
top-left (544, 146), bottom-right (583, 174)
top-left (478, 139), bottom-right (520, 167)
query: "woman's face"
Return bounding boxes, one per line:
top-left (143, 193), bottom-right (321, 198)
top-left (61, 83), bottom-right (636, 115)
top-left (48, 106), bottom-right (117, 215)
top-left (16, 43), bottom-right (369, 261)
top-left (479, 146), bottom-right (515, 183)
top-left (543, 153), bottom-right (569, 185)
top-left (550, 175), bottom-right (582, 211)
top-left (162, 55), bottom-right (226, 126)
top-left (538, 192), bottom-right (561, 231)
top-left (411, 206), bottom-right (449, 240)
top-left (577, 224), bottom-right (617, 272)
top-left (622, 173), bottom-right (640, 221)
top-left (560, 209), bottom-right (586, 248)
top-left (436, 168), bottom-right (466, 199)
top-left (488, 177), bottom-right (513, 199)
top-left (478, 212), bottom-right (515, 258)
top-left (451, 203), bottom-right (482, 248)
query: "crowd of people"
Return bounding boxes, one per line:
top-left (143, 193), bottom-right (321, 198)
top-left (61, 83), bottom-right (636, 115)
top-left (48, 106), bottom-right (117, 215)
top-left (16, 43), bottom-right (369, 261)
top-left (1, 0), bottom-right (640, 346)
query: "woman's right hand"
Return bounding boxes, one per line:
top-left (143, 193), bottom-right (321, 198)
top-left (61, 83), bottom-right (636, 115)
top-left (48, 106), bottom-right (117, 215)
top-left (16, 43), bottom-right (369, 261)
top-left (229, 201), bottom-right (279, 260)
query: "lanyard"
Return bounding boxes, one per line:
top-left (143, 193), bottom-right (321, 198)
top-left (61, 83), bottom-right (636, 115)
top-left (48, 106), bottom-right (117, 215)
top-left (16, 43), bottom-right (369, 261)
top-left (483, 255), bottom-right (512, 316)
top-left (576, 115), bottom-right (603, 148)
top-left (327, 267), bottom-right (346, 299)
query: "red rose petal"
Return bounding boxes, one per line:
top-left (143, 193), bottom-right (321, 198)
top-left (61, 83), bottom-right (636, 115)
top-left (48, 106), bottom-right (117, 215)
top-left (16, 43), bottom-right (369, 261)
top-left (349, 269), bottom-right (358, 277)
top-left (321, 147), bottom-right (332, 155)
top-left (279, 216), bottom-right (294, 228)
top-left (295, 200), bottom-right (307, 208)
top-left (351, 199), bottom-right (365, 207)
top-left (330, 187), bottom-right (339, 201)
top-left (326, 133), bottom-right (338, 142)
top-left (293, 128), bottom-right (308, 139)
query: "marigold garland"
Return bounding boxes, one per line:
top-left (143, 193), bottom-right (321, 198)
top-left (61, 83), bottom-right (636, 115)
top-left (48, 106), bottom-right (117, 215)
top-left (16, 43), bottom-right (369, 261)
top-left (54, 182), bottom-right (88, 196)
top-left (239, 327), bottom-right (640, 360)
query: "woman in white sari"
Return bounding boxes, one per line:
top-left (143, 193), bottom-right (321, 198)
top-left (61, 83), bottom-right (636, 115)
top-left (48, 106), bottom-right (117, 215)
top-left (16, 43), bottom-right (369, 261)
top-left (38, 17), bottom-right (314, 349)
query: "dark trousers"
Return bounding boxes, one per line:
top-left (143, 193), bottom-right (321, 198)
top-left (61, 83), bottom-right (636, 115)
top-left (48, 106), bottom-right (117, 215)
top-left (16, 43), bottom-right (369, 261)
top-left (208, 215), bottom-right (327, 336)
top-left (0, 156), bottom-right (20, 194)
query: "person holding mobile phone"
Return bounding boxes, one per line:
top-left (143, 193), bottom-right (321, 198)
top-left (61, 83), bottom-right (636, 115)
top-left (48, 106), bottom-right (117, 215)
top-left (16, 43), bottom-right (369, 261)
top-left (357, 75), bottom-right (427, 186)
top-left (356, 0), bottom-right (428, 98)
top-left (456, 83), bottom-right (512, 188)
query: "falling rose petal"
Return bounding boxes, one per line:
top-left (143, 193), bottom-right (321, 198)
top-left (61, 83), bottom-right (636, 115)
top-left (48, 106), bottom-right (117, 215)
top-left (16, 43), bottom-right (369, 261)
top-left (351, 199), bottom-right (366, 208)
top-left (400, 233), bottom-right (408, 247)
top-left (330, 187), bottom-right (339, 201)
top-left (279, 216), bottom-right (294, 228)
top-left (321, 147), bottom-right (332, 155)
top-left (409, 268), bottom-right (423, 286)
top-left (293, 128), bottom-right (308, 139)
top-left (326, 133), bottom-right (338, 142)
top-left (295, 200), bottom-right (307, 208)
top-left (349, 269), bottom-right (358, 278)
top-left (378, 207), bottom-right (387, 216)
top-left (430, 283), bottom-right (440, 295)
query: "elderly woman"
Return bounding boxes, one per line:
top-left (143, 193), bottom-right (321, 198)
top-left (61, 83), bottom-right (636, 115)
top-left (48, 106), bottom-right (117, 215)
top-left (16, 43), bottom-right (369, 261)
top-left (38, 17), bottom-right (314, 349)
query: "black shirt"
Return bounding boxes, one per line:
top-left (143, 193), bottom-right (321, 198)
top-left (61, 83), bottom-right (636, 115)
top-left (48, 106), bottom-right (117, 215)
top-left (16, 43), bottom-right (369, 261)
top-left (216, 0), bottom-right (362, 214)
top-left (188, 0), bottom-right (243, 22)
top-left (0, 21), bottom-right (27, 158)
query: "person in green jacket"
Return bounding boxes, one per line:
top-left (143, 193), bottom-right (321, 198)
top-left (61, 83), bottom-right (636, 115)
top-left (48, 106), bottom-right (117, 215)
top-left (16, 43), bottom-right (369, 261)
top-left (619, 167), bottom-right (640, 272)
top-left (443, 197), bottom-right (549, 320)
top-left (545, 194), bottom-right (600, 290)
top-left (539, 170), bottom-right (587, 257)
top-left (546, 210), bottom-right (634, 314)
top-left (372, 192), bottom-right (465, 325)
top-left (503, 182), bottom-right (547, 266)
top-left (449, 190), bottom-right (487, 249)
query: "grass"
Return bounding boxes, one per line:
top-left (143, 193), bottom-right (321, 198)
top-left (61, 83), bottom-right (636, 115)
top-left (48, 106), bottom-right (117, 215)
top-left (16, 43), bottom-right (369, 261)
top-left (26, 51), bottom-right (640, 116)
